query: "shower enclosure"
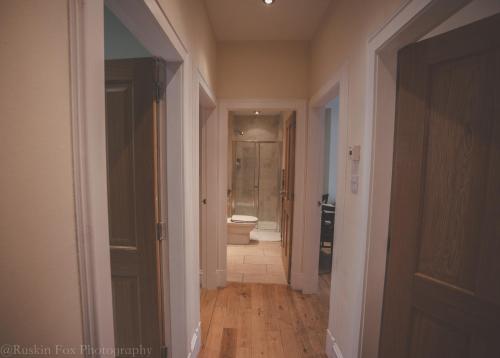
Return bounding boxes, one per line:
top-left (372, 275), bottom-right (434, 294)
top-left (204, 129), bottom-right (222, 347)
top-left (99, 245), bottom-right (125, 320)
top-left (231, 141), bottom-right (281, 230)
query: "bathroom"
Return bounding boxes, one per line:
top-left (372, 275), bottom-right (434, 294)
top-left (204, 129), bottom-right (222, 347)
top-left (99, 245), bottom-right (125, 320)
top-left (226, 110), bottom-right (294, 284)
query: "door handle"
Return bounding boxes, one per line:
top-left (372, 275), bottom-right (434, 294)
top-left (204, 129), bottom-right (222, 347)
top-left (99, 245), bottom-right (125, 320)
top-left (202, 198), bottom-right (207, 204)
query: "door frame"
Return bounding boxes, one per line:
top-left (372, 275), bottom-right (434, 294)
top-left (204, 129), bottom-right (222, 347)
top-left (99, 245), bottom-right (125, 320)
top-left (68, 1), bottom-right (206, 357)
top-left (198, 71), bottom-right (217, 289)
top-left (217, 99), bottom-right (307, 289)
top-left (306, 66), bottom-right (349, 298)
top-left (359, 1), bottom-right (474, 357)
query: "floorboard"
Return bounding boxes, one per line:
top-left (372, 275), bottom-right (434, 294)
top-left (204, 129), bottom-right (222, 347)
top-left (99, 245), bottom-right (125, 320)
top-left (200, 277), bottom-right (330, 358)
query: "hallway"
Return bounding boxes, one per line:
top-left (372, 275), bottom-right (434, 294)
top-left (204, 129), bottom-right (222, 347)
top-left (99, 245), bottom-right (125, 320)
top-left (199, 274), bottom-right (331, 357)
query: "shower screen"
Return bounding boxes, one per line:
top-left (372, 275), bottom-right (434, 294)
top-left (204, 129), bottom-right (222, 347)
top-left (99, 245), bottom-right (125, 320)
top-left (232, 141), bottom-right (281, 230)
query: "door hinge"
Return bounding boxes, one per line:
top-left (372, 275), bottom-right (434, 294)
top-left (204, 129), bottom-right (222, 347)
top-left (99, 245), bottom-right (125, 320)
top-left (156, 221), bottom-right (168, 241)
top-left (154, 57), bottom-right (166, 103)
top-left (154, 81), bottom-right (166, 103)
top-left (160, 345), bottom-right (168, 358)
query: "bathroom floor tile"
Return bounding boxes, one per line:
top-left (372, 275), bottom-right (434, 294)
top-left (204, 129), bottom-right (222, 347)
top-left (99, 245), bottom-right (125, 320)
top-left (227, 247), bottom-right (264, 256)
top-left (263, 247), bottom-right (281, 256)
top-left (243, 255), bottom-right (279, 265)
top-left (227, 238), bottom-right (286, 284)
top-left (228, 262), bottom-right (267, 274)
top-left (226, 272), bottom-right (243, 282)
top-left (243, 273), bottom-right (286, 284)
top-left (227, 254), bottom-right (244, 264)
top-left (266, 264), bottom-right (285, 274)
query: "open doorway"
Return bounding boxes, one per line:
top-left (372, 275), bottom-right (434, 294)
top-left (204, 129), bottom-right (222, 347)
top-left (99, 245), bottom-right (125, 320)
top-left (226, 110), bottom-right (296, 284)
top-left (318, 97), bottom-right (339, 297)
top-left (199, 82), bottom-right (216, 290)
top-left (71, 0), bottom-right (191, 355)
top-left (103, 5), bottom-right (171, 356)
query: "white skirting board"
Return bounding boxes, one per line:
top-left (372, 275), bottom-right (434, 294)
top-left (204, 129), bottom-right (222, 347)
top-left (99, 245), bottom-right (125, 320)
top-left (326, 329), bottom-right (344, 358)
top-left (187, 322), bottom-right (201, 358)
top-left (290, 271), bottom-right (304, 291)
top-left (216, 269), bottom-right (226, 287)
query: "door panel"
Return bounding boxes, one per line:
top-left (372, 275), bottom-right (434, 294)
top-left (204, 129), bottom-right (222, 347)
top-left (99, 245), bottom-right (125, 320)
top-left (281, 114), bottom-right (296, 283)
top-left (105, 58), bottom-right (166, 357)
top-left (106, 83), bottom-right (136, 248)
top-left (379, 14), bottom-right (500, 358)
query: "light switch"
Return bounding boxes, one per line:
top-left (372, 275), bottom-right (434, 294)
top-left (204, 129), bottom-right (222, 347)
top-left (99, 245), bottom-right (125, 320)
top-left (349, 145), bottom-right (361, 161)
top-left (351, 175), bottom-right (359, 194)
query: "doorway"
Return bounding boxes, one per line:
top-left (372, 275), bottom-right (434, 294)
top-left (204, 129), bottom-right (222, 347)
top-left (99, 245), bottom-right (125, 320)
top-left (216, 100), bottom-right (307, 290)
top-left (102, 5), bottom-right (173, 356)
top-left (71, 0), bottom-right (195, 356)
top-left (231, 140), bottom-right (282, 232)
top-left (199, 83), bottom-right (217, 290)
top-left (318, 97), bottom-right (339, 290)
top-left (226, 110), bottom-right (295, 284)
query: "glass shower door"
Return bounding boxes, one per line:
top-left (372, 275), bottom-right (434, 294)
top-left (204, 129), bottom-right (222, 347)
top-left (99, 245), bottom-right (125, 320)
top-left (232, 142), bottom-right (258, 216)
top-left (232, 141), bottom-right (281, 230)
top-left (257, 142), bottom-right (281, 230)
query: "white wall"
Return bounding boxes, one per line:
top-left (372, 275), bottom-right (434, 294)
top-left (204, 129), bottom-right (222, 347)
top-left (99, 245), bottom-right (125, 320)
top-left (310, 1), bottom-right (500, 357)
top-left (0, 1), bottom-right (218, 357)
top-left (421, 0), bottom-right (500, 40)
top-left (157, 0), bottom-right (217, 90)
top-left (217, 41), bottom-right (309, 99)
top-left (104, 6), bottom-right (151, 59)
top-left (0, 0), bottom-right (83, 349)
top-left (310, 0), bottom-right (405, 357)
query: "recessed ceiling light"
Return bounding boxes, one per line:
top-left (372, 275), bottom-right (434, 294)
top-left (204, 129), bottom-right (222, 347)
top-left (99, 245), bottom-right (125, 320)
top-left (263, 0), bottom-right (275, 5)
top-left (254, 111), bottom-right (262, 115)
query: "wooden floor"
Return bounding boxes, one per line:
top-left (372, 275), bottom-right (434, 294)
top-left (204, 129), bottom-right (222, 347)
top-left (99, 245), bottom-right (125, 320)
top-left (199, 273), bottom-right (331, 358)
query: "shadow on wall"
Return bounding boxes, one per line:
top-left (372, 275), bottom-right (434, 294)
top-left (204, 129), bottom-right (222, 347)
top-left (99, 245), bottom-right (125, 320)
top-left (104, 6), bottom-right (151, 59)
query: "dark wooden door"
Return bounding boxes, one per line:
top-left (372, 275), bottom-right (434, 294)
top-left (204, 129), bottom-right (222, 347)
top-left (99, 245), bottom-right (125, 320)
top-left (105, 58), bottom-right (166, 357)
top-left (281, 114), bottom-right (296, 283)
top-left (379, 14), bottom-right (500, 358)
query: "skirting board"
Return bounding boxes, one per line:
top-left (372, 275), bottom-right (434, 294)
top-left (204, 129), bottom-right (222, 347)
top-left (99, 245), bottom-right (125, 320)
top-left (216, 269), bottom-right (226, 287)
top-left (290, 271), bottom-right (304, 291)
top-left (326, 329), bottom-right (344, 358)
top-left (187, 322), bottom-right (201, 358)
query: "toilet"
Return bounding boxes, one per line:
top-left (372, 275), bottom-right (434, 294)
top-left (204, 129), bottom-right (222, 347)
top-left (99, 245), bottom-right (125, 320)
top-left (227, 215), bottom-right (258, 244)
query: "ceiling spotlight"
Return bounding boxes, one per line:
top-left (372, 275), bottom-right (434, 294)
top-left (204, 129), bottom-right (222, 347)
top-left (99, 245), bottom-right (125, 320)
top-left (254, 111), bottom-right (261, 115)
top-left (263, 0), bottom-right (275, 5)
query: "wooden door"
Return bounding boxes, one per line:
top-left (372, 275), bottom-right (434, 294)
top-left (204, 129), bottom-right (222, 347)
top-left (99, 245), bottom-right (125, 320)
top-left (281, 114), bottom-right (297, 283)
top-left (105, 58), bottom-right (167, 357)
top-left (379, 14), bottom-right (500, 358)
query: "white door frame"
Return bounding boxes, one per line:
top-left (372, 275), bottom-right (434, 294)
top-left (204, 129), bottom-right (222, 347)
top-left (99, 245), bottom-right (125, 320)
top-left (198, 71), bottom-right (217, 289)
top-left (306, 67), bottom-right (349, 296)
top-left (68, 1), bottom-right (199, 357)
top-left (217, 99), bottom-right (307, 289)
top-left (359, 0), bottom-right (472, 357)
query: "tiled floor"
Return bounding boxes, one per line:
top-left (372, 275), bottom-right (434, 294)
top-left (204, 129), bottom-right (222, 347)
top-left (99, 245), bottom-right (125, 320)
top-left (249, 229), bottom-right (281, 242)
top-left (227, 239), bottom-right (287, 284)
